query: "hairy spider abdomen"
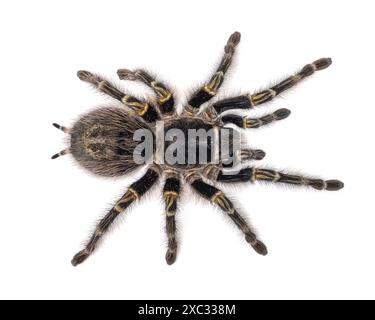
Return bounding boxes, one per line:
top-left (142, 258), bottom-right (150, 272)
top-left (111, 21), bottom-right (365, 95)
top-left (70, 106), bottom-right (150, 177)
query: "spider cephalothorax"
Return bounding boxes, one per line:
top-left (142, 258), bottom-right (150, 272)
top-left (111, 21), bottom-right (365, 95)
top-left (52, 31), bottom-right (344, 266)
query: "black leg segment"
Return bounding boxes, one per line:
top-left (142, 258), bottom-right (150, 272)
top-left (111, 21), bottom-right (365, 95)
top-left (190, 177), bottom-right (267, 255)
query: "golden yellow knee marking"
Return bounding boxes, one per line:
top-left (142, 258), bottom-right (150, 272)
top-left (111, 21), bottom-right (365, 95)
top-left (268, 89), bottom-right (277, 97)
top-left (184, 170), bottom-right (200, 183)
top-left (158, 92), bottom-right (172, 104)
top-left (149, 81), bottom-right (172, 103)
top-left (114, 198), bottom-right (132, 212)
top-left (113, 188), bottom-right (139, 211)
top-left (251, 93), bottom-right (267, 105)
top-left (164, 169), bottom-right (179, 177)
top-left (121, 95), bottom-right (130, 104)
top-left (164, 191), bottom-right (179, 197)
top-left (183, 105), bottom-right (198, 116)
top-left (246, 94), bottom-right (255, 108)
top-left (138, 103), bottom-right (149, 116)
top-left (210, 191), bottom-right (222, 203)
top-left (254, 169), bottom-right (280, 182)
top-left (243, 117), bottom-right (248, 128)
top-left (244, 117), bottom-right (259, 128)
top-left (250, 169), bottom-right (256, 182)
top-left (251, 88), bottom-right (277, 105)
top-left (164, 191), bottom-right (178, 213)
top-left (123, 95), bottom-right (150, 115)
top-left (202, 165), bottom-right (219, 180)
top-left (211, 191), bottom-right (234, 214)
top-left (122, 97), bottom-right (149, 115)
top-left (255, 171), bottom-right (271, 181)
top-left (127, 187), bottom-right (140, 200)
top-left (114, 203), bottom-right (123, 212)
top-left (203, 85), bottom-right (217, 96)
top-left (204, 71), bottom-right (224, 96)
top-left (273, 172), bottom-right (281, 182)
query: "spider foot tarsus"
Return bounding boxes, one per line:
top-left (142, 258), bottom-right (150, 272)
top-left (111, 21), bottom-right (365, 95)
top-left (166, 247), bottom-right (177, 265)
top-left (245, 233), bottom-right (268, 256)
top-left (117, 68), bottom-right (138, 81)
top-left (71, 249), bottom-right (90, 267)
top-left (225, 31), bottom-right (241, 53)
top-left (311, 57), bottom-right (332, 71)
top-left (310, 179), bottom-right (344, 191)
top-left (77, 70), bottom-right (98, 84)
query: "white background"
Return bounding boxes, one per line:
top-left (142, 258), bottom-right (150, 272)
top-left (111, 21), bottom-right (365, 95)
top-left (0, 0), bottom-right (374, 300)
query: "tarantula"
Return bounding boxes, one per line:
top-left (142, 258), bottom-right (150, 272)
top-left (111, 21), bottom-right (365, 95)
top-left (52, 31), bottom-right (344, 266)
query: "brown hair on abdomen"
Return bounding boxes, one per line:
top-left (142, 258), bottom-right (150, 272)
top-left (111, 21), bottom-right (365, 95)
top-left (70, 107), bottom-right (152, 177)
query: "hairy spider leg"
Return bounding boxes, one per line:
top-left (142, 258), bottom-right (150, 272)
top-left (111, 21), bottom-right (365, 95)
top-left (221, 108), bottom-right (291, 128)
top-left (71, 166), bottom-right (160, 266)
top-left (77, 70), bottom-right (159, 123)
top-left (215, 167), bottom-right (344, 191)
top-left (209, 58), bottom-right (332, 117)
top-left (189, 176), bottom-right (267, 255)
top-left (162, 171), bottom-right (181, 265)
top-left (184, 31), bottom-right (241, 115)
top-left (118, 69), bottom-right (175, 116)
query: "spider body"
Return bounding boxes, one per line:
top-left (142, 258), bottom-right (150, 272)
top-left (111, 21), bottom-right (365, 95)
top-left (52, 31), bottom-right (344, 266)
top-left (162, 117), bottom-right (220, 169)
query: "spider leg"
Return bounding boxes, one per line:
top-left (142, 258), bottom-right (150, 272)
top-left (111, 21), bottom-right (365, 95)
top-left (207, 58), bottom-right (332, 117)
top-left (251, 58), bottom-right (332, 106)
top-left (184, 31), bottom-right (241, 115)
top-left (71, 165), bottom-right (160, 266)
top-left (220, 108), bottom-right (291, 129)
top-left (117, 69), bottom-right (175, 116)
top-left (187, 174), bottom-right (267, 255)
top-left (162, 171), bottom-right (181, 265)
top-left (77, 70), bottom-right (159, 123)
top-left (215, 167), bottom-right (344, 191)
